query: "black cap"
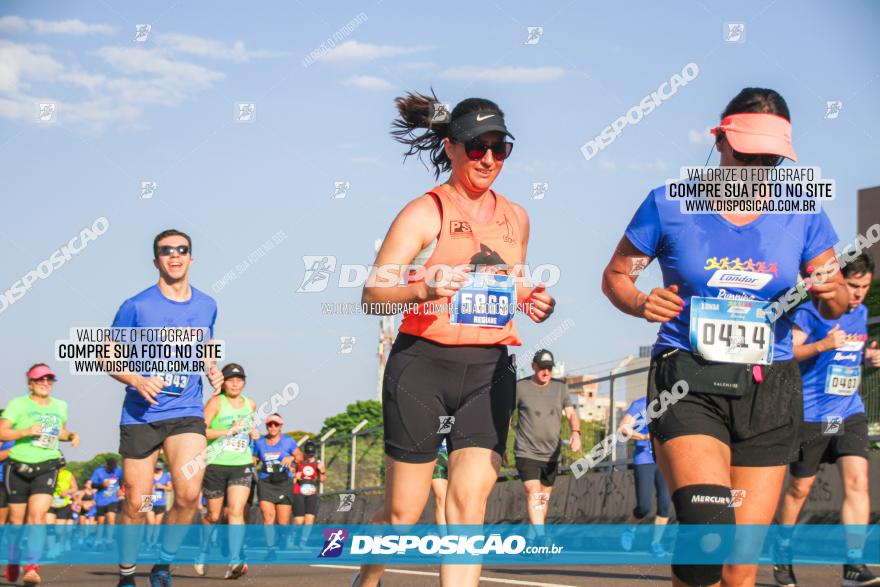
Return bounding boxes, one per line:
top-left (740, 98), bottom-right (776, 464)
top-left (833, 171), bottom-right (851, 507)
top-left (448, 110), bottom-right (515, 142)
top-left (533, 349), bottom-right (554, 368)
top-left (222, 363), bottom-right (246, 379)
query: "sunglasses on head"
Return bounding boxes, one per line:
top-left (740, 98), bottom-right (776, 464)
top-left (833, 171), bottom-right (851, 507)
top-left (454, 138), bottom-right (513, 161)
top-left (157, 245), bottom-right (190, 257)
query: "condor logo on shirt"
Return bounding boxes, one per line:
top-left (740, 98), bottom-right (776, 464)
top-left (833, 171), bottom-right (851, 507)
top-left (450, 221), bottom-right (473, 236)
top-left (707, 270), bottom-right (773, 291)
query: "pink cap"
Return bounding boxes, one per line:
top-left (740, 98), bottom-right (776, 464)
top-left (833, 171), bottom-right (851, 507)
top-left (711, 112), bottom-right (797, 162)
top-left (27, 365), bottom-right (56, 380)
top-left (266, 414), bottom-right (283, 425)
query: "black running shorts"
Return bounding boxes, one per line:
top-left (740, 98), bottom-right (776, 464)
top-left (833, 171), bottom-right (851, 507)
top-left (382, 333), bottom-right (516, 464)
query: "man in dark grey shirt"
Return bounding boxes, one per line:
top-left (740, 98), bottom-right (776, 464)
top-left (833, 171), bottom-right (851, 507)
top-left (514, 349), bottom-right (580, 531)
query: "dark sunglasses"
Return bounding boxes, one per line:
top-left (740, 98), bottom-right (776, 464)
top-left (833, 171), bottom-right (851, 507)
top-left (717, 133), bottom-right (782, 167)
top-left (266, 422), bottom-right (282, 428)
top-left (454, 138), bottom-right (514, 161)
top-left (157, 245), bottom-right (190, 257)
top-left (31, 376), bottom-right (56, 383)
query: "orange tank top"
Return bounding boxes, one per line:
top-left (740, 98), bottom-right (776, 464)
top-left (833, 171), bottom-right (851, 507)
top-left (398, 185), bottom-right (523, 346)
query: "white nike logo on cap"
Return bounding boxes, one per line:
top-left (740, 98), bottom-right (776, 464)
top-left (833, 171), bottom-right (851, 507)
top-left (476, 114), bottom-right (495, 121)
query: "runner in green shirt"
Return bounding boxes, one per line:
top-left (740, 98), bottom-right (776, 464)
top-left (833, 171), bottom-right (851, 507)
top-left (0, 364), bottom-right (80, 585)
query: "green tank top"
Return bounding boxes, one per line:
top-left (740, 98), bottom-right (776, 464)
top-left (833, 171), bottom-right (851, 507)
top-left (52, 469), bottom-right (74, 508)
top-left (207, 394), bottom-right (254, 466)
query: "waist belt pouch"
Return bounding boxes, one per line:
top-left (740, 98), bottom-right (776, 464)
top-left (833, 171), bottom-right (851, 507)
top-left (660, 349), bottom-right (757, 399)
top-left (11, 456), bottom-right (65, 480)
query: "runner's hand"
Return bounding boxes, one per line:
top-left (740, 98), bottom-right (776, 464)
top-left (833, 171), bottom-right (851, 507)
top-left (640, 285), bottom-right (684, 323)
top-left (135, 376), bottom-right (165, 406)
top-left (281, 456), bottom-right (295, 468)
top-left (26, 423), bottom-right (43, 437)
top-left (569, 432), bottom-right (582, 452)
top-left (804, 265), bottom-right (839, 301)
top-left (422, 265), bottom-right (471, 300)
top-left (526, 285), bottom-right (556, 324)
top-left (249, 427), bottom-right (260, 441)
top-left (819, 324), bottom-right (847, 352)
top-left (866, 340), bottom-right (880, 367)
top-left (207, 365), bottom-right (224, 396)
top-left (70, 431), bottom-right (80, 448)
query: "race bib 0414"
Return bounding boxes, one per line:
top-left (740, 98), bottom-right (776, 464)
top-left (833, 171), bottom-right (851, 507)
top-left (689, 296), bottom-right (774, 365)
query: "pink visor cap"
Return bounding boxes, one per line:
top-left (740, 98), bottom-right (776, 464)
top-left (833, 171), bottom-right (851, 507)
top-left (711, 112), bottom-right (797, 162)
top-left (27, 365), bottom-right (57, 380)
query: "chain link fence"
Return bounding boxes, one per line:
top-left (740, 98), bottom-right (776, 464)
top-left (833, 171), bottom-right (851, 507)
top-left (318, 426), bottom-right (384, 495)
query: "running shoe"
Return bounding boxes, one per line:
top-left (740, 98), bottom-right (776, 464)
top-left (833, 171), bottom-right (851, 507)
top-left (843, 564), bottom-right (880, 586)
top-left (149, 568), bottom-right (172, 587)
top-left (22, 564), bottom-right (41, 585)
top-left (224, 563), bottom-right (245, 580)
top-left (772, 563), bottom-right (797, 587)
top-left (650, 541), bottom-right (671, 557)
top-left (5, 564), bottom-right (21, 582)
top-left (620, 526), bottom-right (636, 552)
top-left (116, 575), bottom-right (136, 587)
top-left (193, 552), bottom-right (206, 577)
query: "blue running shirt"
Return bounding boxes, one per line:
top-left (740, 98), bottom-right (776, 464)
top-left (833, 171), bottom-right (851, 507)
top-left (112, 284), bottom-right (217, 425)
top-left (625, 186), bottom-right (838, 361)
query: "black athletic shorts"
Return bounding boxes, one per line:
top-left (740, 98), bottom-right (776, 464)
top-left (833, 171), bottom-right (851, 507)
top-left (515, 456), bottom-right (559, 486)
top-left (293, 493), bottom-right (318, 517)
top-left (203, 464), bottom-right (253, 499)
top-left (0, 484), bottom-right (7, 508)
top-left (51, 504), bottom-right (74, 520)
top-left (258, 477), bottom-right (294, 506)
top-left (119, 416), bottom-right (206, 460)
top-left (96, 502), bottom-right (120, 517)
top-left (647, 348), bottom-right (802, 467)
top-left (4, 464), bottom-right (59, 504)
top-left (790, 412), bottom-right (869, 478)
top-left (382, 333), bottom-right (516, 463)
top-left (151, 504), bottom-right (167, 514)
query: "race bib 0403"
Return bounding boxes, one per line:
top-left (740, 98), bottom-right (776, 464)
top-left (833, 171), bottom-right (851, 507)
top-left (825, 365), bottom-right (860, 396)
top-left (689, 296), bottom-right (774, 365)
top-left (450, 272), bottom-right (516, 328)
top-left (227, 435), bottom-right (249, 453)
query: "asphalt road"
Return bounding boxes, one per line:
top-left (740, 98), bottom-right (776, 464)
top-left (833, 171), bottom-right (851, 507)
top-left (0, 562), bottom-right (857, 586)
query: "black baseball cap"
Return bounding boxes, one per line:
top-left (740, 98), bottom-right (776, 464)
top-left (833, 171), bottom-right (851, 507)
top-left (222, 363), bottom-right (246, 379)
top-left (533, 349), bottom-right (555, 368)
top-left (448, 109), bottom-right (515, 142)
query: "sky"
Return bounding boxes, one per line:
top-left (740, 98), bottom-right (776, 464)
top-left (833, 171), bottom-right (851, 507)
top-left (1, 0), bottom-right (879, 460)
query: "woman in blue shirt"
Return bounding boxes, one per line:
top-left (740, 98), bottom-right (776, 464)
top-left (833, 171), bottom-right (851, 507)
top-left (602, 87), bottom-right (848, 587)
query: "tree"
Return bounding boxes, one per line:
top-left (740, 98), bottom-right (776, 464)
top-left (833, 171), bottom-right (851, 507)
top-left (67, 452), bottom-right (121, 486)
top-left (320, 400), bottom-right (382, 435)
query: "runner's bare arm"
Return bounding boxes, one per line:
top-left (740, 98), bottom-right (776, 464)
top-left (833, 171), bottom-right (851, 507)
top-left (362, 195), bottom-right (467, 313)
top-left (803, 249), bottom-right (848, 319)
top-left (603, 236), bottom-right (683, 322)
top-left (792, 324), bottom-right (843, 362)
top-left (618, 413), bottom-right (648, 441)
top-left (0, 418), bottom-right (41, 441)
top-left (203, 397), bottom-right (225, 440)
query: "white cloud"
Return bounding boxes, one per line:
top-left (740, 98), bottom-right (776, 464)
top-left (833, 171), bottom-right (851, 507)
top-left (156, 33), bottom-right (289, 61)
top-left (688, 126), bottom-right (714, 144)
top-left (0, 16), bottom-right (28, 33)
top-left (398, 61), bottom-right (436, 70)
top-left (0, 16), bottom-right (117, 35)
top-left (322, 40), bottom-right (429, 63)
top-left (439, 66), bottom-right (564, 83)
top-left (0, 41), bottom-right (63, 93)
top-left (342, 75), bottom-right (393, 90)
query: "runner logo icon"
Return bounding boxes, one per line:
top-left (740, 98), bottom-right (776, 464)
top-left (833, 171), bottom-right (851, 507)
top-left (319, 528), bottom-right (349, 558)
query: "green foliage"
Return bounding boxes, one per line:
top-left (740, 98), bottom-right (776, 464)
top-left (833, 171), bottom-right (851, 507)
top-left (320, 400), bottom-right (382, 435)
top-left (66, 452), bottom-right (121, 486)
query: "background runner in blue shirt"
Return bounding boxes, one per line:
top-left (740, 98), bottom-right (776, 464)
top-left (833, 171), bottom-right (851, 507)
top-left (618, 396), bottom-right (671, 556)
top-left (774, 253), bottom-right (880, 586)
top-left (88, 459), bottom-right (121, 551)
top-left (252, 414), bottom-right (300, 559)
